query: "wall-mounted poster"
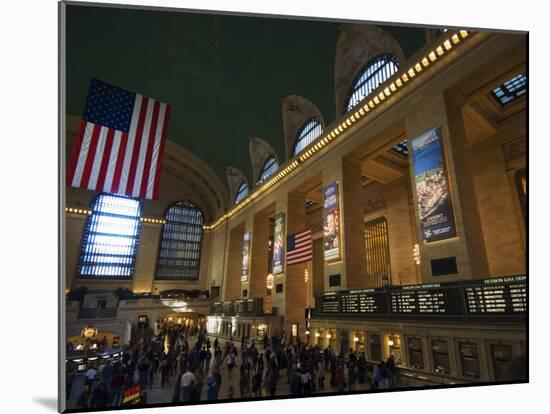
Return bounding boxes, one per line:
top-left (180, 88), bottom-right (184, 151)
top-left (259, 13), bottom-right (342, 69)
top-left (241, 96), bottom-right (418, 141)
top-left (410, 127), bottom-right (456, 242)
top-left (241, 232), bottom-right (251, 282)
top-left (323, 181), bottom-right (341, 262)
top-left (272, 213), bottom-right (285, 274)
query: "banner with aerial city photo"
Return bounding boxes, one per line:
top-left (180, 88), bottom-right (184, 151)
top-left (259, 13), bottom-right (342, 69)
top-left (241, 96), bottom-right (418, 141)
top-left (241, 232), bottom-right (250, 282)
top-left (410, 127), bottom-right (456, 242)
top-left (272, 212), bottom-right (285, 274)
top-left (323, 181), bottom-right (341, 262)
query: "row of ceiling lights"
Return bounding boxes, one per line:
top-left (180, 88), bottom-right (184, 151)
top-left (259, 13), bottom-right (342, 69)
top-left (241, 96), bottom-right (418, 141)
top-left (204, 31), bottom-right (469, 231)
top-left (65, 207), bottom-right (165, 224)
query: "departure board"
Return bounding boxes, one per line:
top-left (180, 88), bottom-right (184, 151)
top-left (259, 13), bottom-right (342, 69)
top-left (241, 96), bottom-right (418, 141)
top-left (389, 283), bottom-right (463, 315)
top-left (320, 293), bottom-right (340, 313)
top-left (340, 289), bottom-right (387, 314)
top-left (464, 275), bottom-right (526, 314)
top-left (246, 300), bottom-right (257, 314)
top-left (311, 275), bottom-right (526, 324)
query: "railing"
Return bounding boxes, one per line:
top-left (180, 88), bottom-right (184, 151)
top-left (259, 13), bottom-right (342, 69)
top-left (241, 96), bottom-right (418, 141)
top-left (77, 307), bottom-right (118, 319)
top-left (210, 298), bottom-right (264, 316)
top-left (313, 275), bottom-right (526, 325)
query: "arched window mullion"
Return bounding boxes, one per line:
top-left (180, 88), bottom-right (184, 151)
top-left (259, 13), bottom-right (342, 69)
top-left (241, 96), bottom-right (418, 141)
top-left (258, 156), bottom-right (278, 184)
top-left (77, 193), bottom-right (142, 280)
top-left (345, 54), bottom-right (399, 113)
top-left (235, 181), bottom-right (249, 204)
top-left (155, 201), bottom-right (204, 281)
top-left (293, 118), bottom-right (323, 156)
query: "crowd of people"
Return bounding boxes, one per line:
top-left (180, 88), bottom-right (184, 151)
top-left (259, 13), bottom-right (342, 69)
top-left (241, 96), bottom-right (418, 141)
top-left (70, 322), bottom-right (399, 409)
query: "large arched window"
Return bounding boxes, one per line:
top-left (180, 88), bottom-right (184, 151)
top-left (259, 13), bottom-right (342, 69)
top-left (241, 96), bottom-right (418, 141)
top-left (345, 54), bottom-right (399, 113)
top-left (293, 118), bottom-right (323, 156)
top-left (156, 201), bottom-right (204, 281)
top-left (235, 181), bottom-right (249, 204)
top-left (258, 156), bottom-right (278, 184)
top-left (77, 193), bottom-right (142, 279)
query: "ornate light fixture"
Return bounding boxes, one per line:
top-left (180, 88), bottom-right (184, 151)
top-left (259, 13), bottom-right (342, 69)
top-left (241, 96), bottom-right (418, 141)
top-left (266, 273), bottom-right (274, 290)
top-left (413, 243), bottom-right (421, 265)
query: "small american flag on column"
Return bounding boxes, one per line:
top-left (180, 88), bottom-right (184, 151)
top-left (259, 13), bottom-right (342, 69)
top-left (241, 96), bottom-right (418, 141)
top-left (286, 229), bottom-right (312, 265)
top-left (67, 78), bottom-right (171, 199)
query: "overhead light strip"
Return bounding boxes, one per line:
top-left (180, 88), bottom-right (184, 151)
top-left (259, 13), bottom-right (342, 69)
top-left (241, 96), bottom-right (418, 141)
top-left (203, 30), bottom-right (470, 231)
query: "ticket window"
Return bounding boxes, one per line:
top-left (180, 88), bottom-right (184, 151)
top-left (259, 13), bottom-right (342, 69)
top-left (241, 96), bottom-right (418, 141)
top-left (385, 334), bottom-right (402, 365)
top-left (459, 342), bottom-right (481, 379)
top-left (314, 329), bottom-right (324, 347)
top-left (407, 337), bottom-right (424, 369)
top-left (369, 333), bottom-right (382, 362)
top-left (431, 339), bottom-right (451, 374)
top-left (137, 315), bottom-right (149, 329)
top-left (339, 330), bottom-right (350, 354)
top-left (353, 332), bottom-right (365, 353)
top-left (326, 329), bottom-right (336, 350)
top-left (491, 344), bottom-right (513, 381)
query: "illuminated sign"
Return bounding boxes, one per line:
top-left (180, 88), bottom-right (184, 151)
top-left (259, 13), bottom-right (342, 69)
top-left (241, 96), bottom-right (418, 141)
top-left (410, 127), bottom-right (456, 241)
top-left (323, 181), bottom-right (341, 262)
top-left (272, 213), bottom-right (285, 274)
top-left (122, 384), bottom-right (143, 406)
top-left (241, 232), bottom-right (250, 282)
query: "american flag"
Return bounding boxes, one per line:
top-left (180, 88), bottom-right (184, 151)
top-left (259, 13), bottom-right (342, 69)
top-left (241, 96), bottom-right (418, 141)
top-left (286, 229), bottom-right (312, 265)
top-left (67, 79), bottom-right (171, 200)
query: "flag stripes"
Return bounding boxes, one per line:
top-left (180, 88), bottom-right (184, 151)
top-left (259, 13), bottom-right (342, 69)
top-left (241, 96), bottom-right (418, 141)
top-left (287, 229), bottom-right (313, 265)
top-left (67, 79), bottom-right (171, 200)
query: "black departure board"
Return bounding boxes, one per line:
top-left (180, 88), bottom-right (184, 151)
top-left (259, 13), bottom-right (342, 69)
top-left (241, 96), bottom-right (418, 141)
top-left (235, 301), bottom-right (245, 314)
top-left (389, 283), bottom-right (463, 315)
top-left (246, 300), bottom-right (257, 314)
top-left (464, 275), bottom-right (526, 315)
top-left (320, 293), bottom-right (340, 313)
top-left (340, 289), bottom-right (387, 314)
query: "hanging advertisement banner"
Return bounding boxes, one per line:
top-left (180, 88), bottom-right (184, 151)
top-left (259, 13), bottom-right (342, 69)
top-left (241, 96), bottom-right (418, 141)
top-left (241, 232), bottom-right (251, 282)
top-left (323, 181), bottom-right (341, 262)
top-left (272, 212), bottom-right (285, 274)
top-left (410, 127), bottom-right (456, 241)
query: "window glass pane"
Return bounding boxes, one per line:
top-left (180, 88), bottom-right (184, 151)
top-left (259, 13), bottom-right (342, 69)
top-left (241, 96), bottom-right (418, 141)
top-left (392, 140), bottom-right (409, 156)
top-left (258, 156), bottom-right (278, 184)
top-left (156, 201), bottom-right (204, 280)
top-left (235, 181), bottom-right (249, 204)
top-left (491, 73), bottom-right (527, 106)
top-left (77, 194), bottom-right (141, 279)
top-left (346, 54), bottom-right (399, 113)
top-left (293, 118), bottom-right (323, 155)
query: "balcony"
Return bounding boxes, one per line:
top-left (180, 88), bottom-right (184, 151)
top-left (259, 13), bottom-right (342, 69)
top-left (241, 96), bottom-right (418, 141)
top-left (77, 307), bottom-right (118, 320)
top-left (210, 298), bottom-right (264, 316)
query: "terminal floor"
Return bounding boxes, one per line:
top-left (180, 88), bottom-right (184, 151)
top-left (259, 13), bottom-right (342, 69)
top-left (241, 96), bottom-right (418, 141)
top-left (67, 340), bottom-right (402, 409)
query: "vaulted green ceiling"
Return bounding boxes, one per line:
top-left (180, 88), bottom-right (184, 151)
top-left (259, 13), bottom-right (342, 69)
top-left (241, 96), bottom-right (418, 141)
top-left (66, 4), bottom-right (426, 187)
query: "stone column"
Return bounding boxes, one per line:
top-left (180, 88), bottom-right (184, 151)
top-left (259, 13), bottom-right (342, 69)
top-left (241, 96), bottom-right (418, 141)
top-left (283, 191), bottom-right (308, 337)
top-left (322, 156), bottom-right (368, 289)
top-left (223, 224), bottom-right (244, 301)
top-left (249, 211), bottom-right (270, 299)
top-left (405, 91), bottom-right (489, 282)
top-left (386, 177), bottom-right (420, 285)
